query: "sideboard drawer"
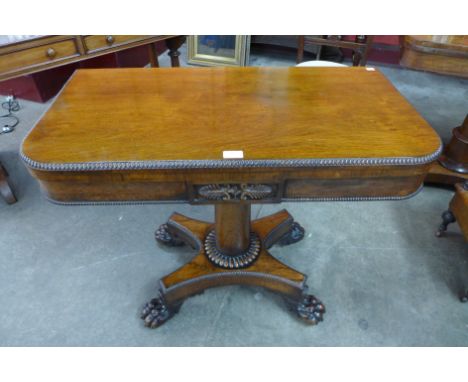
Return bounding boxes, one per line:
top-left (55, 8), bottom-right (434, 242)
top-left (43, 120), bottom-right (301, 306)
top-left (83, 35), bottom-right (150, 53)
top-left (0, 39), bottom-right (79, 74)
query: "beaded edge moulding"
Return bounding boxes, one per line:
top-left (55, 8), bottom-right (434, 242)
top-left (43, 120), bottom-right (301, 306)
top-left (44, 185), bottom-right (424, 206)
top-left (20, 140), bottom-right (443, 172)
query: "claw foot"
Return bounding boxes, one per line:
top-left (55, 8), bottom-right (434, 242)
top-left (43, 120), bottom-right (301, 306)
top-left (141, 295), bottom-right (172, 328)
top-left (296, 294), bottom-right (325, 325)
top-left (435, 210), bottom-right (456, 237)
top-left (155, 223), bottom-right (185, 247)
top-left (278, 222), bottom-right (305, 246)
top-left (461, 292), bottom-right (468, 303)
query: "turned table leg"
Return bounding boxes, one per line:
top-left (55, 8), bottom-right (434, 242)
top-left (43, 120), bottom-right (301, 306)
top-left (142, 205), bottom-right (324, 329)
top-left (147, 43), bottom-right (160, 68)
top-left (165, 36), bottom-right (186, 67)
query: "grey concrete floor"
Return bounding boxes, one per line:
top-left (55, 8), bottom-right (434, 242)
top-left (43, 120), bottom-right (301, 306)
top-left (0, 44), bottom-right (467, 346)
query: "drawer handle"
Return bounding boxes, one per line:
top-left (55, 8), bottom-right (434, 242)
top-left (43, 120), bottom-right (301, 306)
top-left (105, 35), bottom-right (115, 45)
top-left (46, 48), bottom-right (56, 59)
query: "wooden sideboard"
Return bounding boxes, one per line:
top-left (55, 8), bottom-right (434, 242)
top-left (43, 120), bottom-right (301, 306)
top-left (0, 35), bottom-right (185, 82)
top-left (401, 35), bottom-right (468, 78)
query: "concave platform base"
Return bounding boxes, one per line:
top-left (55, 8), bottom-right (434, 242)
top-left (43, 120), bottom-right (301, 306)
top-left (142, 209), bottom-right (324, 328)
top-left (425, 162), bottom-right (468, 187)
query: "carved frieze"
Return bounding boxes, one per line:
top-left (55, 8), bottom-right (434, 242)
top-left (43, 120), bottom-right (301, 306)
top-left (195, 183), bottom-right (276, 201)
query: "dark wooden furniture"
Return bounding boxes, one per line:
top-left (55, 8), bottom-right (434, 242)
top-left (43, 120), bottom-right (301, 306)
top-left (297, 35), bottom-right (374, 66)
top-left (0, 35), bottom-right (186, 82)
top-left (435, 180), bottom-right (468, 301)
top-left (401, 35), bottom-right (468, 78)
top-left (436, 181), bottom-right (468, 239)
top-left (438, 115), bottom-right (468, 174)
top-left (426, 115), bottom-right (468, 186)
top-left (0, 162), bottom-right (16, 204)
top-left (21, 67), bottom-right (441, 328)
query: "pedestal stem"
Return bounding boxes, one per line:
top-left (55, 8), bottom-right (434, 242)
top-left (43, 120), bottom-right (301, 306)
top-left (215, 203), bottom-right (251, 255)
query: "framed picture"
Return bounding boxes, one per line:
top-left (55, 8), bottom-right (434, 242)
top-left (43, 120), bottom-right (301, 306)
top-left (187, 35), bottom-right (251, 67)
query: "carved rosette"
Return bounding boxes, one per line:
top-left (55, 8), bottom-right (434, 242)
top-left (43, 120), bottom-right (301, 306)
top-left (204, 230), bottom-right (261, 269)
top-left (197, 183), bottom-right (274, 201)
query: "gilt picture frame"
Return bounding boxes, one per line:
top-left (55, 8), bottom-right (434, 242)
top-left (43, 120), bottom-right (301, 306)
top-left (187, 35), bottom-right (251, 67)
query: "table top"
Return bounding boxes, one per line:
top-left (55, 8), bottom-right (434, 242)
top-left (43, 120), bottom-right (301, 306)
top-left (22, 67), bottom-right (441, 171)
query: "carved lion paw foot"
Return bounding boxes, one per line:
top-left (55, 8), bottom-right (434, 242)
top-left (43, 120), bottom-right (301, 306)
top-left (461, 292), bottom-right (468, 303)
top-left (141, 296), bottom-right (172, 328)
top-left (435, 210), bottom-right (456, 237)
top-left (296, 294), bottom-right (325, 325)
top-left (278, 222), bottom-right (305, 246)
top-left (155, 223), bottom-right (185, 247)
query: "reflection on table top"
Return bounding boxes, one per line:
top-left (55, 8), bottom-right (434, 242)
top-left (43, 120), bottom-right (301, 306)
top-left (22, 66), bottom-right (441, 166)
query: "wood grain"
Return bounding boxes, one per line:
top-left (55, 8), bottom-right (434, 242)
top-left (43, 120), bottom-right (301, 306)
top-left (401, 35), bottom-right (468, 78)
top-left (161, 209), bottom-right (306, 304)
top-left (0, 35), bottom-right (181, 81)
top-left (21, 67), bottom-right (441, 203)
top-left (30, 164), bottom-right (430, 203)
top-left (82, 35), bottom-right (150, 53)
top-left (426, 161), bottom-right (468, 186)
top-left (215, 203), bottom-right (251, 254)
top-left (450, 183), bottom-right (468, 240)
top-left (22, 67), bottom-right (441, 164)
top-left (0, 38), bottom-right (79, 74)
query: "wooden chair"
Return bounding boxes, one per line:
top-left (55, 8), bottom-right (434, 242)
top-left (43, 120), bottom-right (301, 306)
top-left (296, 60), bottom-right (347, 68)
top-left (0, 162), bottom-right (16, 204)
top-left (297, 35), bottom-right (374, 66)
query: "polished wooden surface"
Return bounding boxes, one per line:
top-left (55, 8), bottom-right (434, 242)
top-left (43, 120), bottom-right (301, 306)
top-left (426, 161), bottom-right (468, 186)
top-left (0, 38), bottom-right (79, 74)
top-left (426, 115), bottom-right (468, 186)
top-left (0, 35), bottom-right (183, 81)
top-left (23, 67), bottom-right (440, 164)
top-left (215, 203), bottom-right (251, 254)
top-left (450, 183), bottom-right (468, 240)
top-left (161, 210), bottom-right (305, 302)
top-left (140, 208), bottom-right (326, 328)
top-left (22, 67), bottom-right (441, 203)
top-left (438, 115), bottom-right (468, 174)
top-left (82, 35), bottom-right (151, 53)
top-left (27, 165), bottom-right (429, 203)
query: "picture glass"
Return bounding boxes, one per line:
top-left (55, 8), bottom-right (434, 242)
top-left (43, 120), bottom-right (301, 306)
top-left (197, 35), bottom-right (237, 59)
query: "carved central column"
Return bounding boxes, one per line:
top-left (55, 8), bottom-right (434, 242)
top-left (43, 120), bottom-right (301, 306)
top-left (215, 203), bottom-right (251, 255)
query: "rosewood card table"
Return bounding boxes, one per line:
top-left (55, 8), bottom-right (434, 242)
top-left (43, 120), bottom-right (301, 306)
top-left (21, 67), bottom-right (442, 328)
